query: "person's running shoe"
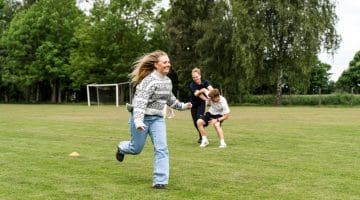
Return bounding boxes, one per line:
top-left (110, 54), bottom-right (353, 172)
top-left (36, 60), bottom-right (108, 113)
top-left (219, 143), bottom-right (227, 148)
top-left (152, 184), bottom-right (167, 189)
top-left (199, 139), bottom-right (209, 147)
top-left (115, 147), bottom-right (125, 162)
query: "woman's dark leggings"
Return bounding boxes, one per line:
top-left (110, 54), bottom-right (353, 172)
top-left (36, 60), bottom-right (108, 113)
top-left (191, 103), bottom-right (206, 139)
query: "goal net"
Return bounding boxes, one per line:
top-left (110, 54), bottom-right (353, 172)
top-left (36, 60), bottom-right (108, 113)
top-left (86, 82), bottom-right (132, 107)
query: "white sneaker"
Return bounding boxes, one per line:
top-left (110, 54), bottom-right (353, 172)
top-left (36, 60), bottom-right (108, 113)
top-left (199, 140), bottom-right (209, 147)
top-left (219, 143), bottom-right (227, 148)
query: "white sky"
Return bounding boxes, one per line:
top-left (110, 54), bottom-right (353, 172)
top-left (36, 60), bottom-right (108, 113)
top-left (160, 0), bottom-right (170, 8)
top-left (319, 0), bottom-right (360, 81)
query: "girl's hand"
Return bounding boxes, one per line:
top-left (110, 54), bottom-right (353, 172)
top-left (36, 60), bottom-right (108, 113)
top-left (185, 103), bottom-right (192, 109)
top-left (137, 126), bottom-right (145, 131)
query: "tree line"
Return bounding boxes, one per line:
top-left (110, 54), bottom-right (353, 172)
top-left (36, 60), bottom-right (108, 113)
top-left (0, 0), bottom-right (359, 105)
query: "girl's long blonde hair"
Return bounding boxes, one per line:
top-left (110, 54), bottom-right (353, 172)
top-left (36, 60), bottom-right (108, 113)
top-left (130, 50), bottom-right (167, 86)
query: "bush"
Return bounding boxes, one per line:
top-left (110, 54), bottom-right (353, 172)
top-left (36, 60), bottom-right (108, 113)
top-left (241, 94), bottom-right (360, 106)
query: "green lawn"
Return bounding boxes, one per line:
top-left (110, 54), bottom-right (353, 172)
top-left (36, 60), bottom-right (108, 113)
top-left (0, 104), bottom-right (359, 200)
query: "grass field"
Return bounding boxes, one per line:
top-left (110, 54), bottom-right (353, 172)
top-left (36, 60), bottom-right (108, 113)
top-left (0, 104), bottom-right (359, 200)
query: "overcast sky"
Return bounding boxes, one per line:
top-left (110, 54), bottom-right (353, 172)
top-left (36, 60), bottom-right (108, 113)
top-left (319, 0), bottom-right (360, 81)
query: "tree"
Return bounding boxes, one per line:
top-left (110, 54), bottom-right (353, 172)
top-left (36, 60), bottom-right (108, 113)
top-left (337, 50), bottom-right (360, 93)
top-left (147, 8), bottom-right (170, 52)
top-left (166, 0), bottom-right (215, 99)
top-left (231, 0), bottom-right (340, 105)
top-left (0, 0), bottom-right (23, 102)
top-left (1, 0), bottom-right (84, 102)
top-left (23, 0), bottom-right (38, 6)
top-left (194, 0), bottom-right (236, 100)
top-left (0, 0), bottom-right (13, 34)
top-left (70, 0), bottom-right (160, 91)
top-left (308, 61), bottom-right (333, 94)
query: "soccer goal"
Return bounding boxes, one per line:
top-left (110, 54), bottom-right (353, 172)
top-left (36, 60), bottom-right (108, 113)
top-left (86, 82), bottom-right (132, 107)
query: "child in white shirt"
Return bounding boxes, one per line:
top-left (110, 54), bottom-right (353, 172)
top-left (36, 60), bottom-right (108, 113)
top-left (196, 88), bottom-right (230, 148)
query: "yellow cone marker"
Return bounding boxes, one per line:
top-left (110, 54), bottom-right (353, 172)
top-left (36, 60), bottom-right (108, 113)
top-left (69, 151), bottom-right (80, 157)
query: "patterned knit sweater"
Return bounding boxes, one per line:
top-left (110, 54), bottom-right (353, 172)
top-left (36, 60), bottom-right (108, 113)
top-left (132, 70), bottom-right (187, 128)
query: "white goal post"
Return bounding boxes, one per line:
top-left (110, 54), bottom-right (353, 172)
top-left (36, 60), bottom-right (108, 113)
top-left (86, 82), bottom-right (132, 107)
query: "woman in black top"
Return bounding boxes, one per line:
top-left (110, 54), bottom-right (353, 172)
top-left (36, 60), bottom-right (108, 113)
top-left (189, 67), bottom-right (213, 143)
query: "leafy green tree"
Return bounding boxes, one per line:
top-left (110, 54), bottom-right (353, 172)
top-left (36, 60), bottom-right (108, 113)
top-left (0, 0), bottom-right (23, 102)
top-left (0, 0), bottom-right (12, 33)
top-left (193, 0), bottom-right (237, 100)
top-left (70, 0), bottom-right (159, 90)
top-left (0, 0), bottom-right (37, 33)
top-left (166, 0), bottom-right (214, 99)
top-left (231, 0), bottom-right (340, 105)
top-left (148, 8), bottom-right (181, 93)
top-left (337, 51), bottom-right (360, 93)
top-left (1, 0), bottom-right (84, 102)
top-left (147, 8), bottom-right (170, 52)
top-left (308, 61), bottom-right (333, 94)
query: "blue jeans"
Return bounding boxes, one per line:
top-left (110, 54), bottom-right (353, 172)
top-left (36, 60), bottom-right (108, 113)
top-left (118, 114), bottom-right (169, 185)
